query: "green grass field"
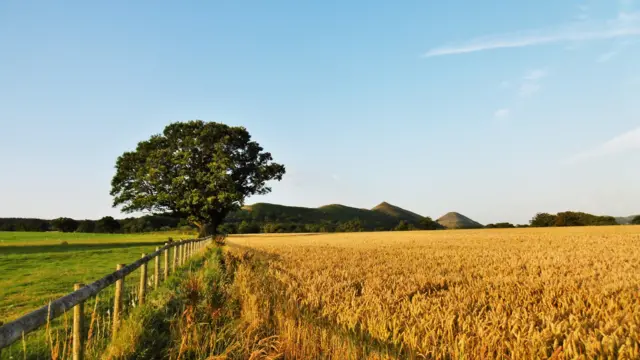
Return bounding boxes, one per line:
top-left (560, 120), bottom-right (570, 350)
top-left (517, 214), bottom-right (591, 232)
top-left (0, 231), bottom-right (195, 323)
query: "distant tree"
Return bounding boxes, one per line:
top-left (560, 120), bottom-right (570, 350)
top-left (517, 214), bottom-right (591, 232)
top-left (76, 220), bottom-right (96, 233)
top-left (394, 220), bottom-right (410, 231)
top-left (0, 218), bottom-right (50, 232)
top-left (261, 223), bottom-right (281, 233)
top-left (530, 213), bottom-right (557, 227)
top-left (110, 120), bottom-right (285, 237)
top-left (218, 222), bottom-right (238, 234)
top-left (632, 215), bottom-right (640, 225)
top-left (120, 217), bottom-right (147, 233)
top-left (591, 215), bottom-right (617, 226)
top-left (95, 216), bottom-right (121, 233)
top-left (237, 220), bottom-right (260, 234)
top-left (419, 217), bottom-right (442, 230)
top-left (319, 223), bottom-right (336, 233)
top-left (554, 212), bottom-right (584, 227)
top-left (485, 222), bottom-right (515, 228)
top-left (304, 224), bottom-right (322, 233)
top-left (51, 217), bottom-right (79, 233)
top-left (337, 219), bottom-right (364, 232)
top-left (530, 211), bottom-right (617, 227)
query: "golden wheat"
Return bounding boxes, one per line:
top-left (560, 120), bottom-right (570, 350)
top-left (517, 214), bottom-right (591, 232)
top-left (227, 227), bottom-right (640, 359)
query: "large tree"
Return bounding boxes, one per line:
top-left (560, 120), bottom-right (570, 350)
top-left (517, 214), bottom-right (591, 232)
top-left (529, 212), bottom-right (557, 227)
top-left (51, 217), bottom-right (79, 233)
top-left (110, 120), bottom-right (285, 236)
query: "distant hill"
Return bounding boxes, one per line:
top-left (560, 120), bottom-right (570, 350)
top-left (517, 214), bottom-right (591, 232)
top-left (615, 215), bottom-right (639, 225)
top-left (227, 202), bottom-right (490, 233)
top-left (228, 201), bottom-right (426, 232)
top-left (372, 202), bottom-right (424, 223)
top-left (437, 212), bottom-right (483, 229)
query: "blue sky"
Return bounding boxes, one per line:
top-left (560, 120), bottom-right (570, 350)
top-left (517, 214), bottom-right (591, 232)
top-left (1, 0), bottom-right (639, 224)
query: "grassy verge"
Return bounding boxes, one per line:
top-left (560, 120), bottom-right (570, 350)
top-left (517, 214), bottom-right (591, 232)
top-left (102, 245), bottom-right (401, 359)
top-left (104, 246), bottom-right (241, 359)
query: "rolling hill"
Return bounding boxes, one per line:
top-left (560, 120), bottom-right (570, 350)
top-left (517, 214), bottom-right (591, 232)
top-left (227, 202), bottom-right (486, 232)
top-left (437, 212), bottom-right (483, 229)
top-left (228, 202), bottom-right (426, 231)
top-left (372, 202), bottom-right (424, 223)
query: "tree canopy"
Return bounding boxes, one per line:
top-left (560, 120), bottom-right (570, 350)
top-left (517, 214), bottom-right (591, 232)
top-left (632, 215), bottom-right (640, 225)
top-left (530, 211), bottom-right (618, 227)
top-left (95, 216), bottom-right (121, 233)
top-left (419, 216), bottom-right (444, 230)
top-left (51, 217), bottom-right (79, 232)
top-left (485, 222), bottom-right (516, 228)
top-left (110, 120), bottom-right (285, 235)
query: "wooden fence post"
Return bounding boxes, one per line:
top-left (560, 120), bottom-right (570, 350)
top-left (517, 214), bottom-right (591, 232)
top-left (154, 247), bottom-right (160, 290)
top-left (172, 243), bottom-right (177, 272)
top-left (179, 242), bottom-right (184, 266)
top-left (73, 283), bottom-right (85, 360)
top-left (163, 244), bottom-right (169, 281)
top-left (113, 264), bottom-right (125, 335)
top-left (139, 254), bottom-right (147, 306)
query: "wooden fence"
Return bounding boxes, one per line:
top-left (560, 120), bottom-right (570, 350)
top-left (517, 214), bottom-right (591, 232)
top-left (0, 236), bottom-right (216, 359)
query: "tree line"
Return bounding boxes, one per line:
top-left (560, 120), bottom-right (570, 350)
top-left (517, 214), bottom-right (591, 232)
top-left (529, 211), bottom-right (640, 227)
top-left (2, 211), bottom-right (638, 235)
top-left (0, 215), bottom-right (187, 233)
top-left (219, 216), bottom-right (444, 234)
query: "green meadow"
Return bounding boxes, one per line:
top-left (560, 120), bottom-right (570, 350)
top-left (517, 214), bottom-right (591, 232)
top-left (0, 231), bottom-right (194, 323)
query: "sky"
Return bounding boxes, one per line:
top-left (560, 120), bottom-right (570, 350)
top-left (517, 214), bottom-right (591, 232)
top-left (1, 0), bottom-right (639, 225)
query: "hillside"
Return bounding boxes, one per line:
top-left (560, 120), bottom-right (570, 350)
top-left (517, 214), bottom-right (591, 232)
top-left (372, 202), bottom-right (424, 223)
top-left (437, 212), bottom-right (483, 229)
top-left (227, 202), bottom-right (426, 232)
top-left (615, 215), bottom-right (639, 225)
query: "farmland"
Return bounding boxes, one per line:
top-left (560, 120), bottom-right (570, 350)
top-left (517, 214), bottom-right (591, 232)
top-left (0, 231), bottom-right (192, 323)
top-left (226, 226), bottom-right (640, 358)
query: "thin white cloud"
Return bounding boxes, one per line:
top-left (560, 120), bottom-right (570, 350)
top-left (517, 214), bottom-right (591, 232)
top-left (596, 51), bottom-right (618, 62)
top-left (519, 82), bottom-right (542, 97)
top-left (494, 108), bottom-right (510, 118)
top-left (518, 69), bottom-right (547, 97)
top-left (568, 127), bottom-right (640, 163)
top-left (422, 13), bottom-right (640, 57)
top-left (523, 69), bottom-right (547, 80)
top-left (596, 38), bottom-right (636, 62)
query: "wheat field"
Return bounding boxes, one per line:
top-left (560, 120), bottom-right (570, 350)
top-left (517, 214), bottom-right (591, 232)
top-left (226, 227), bottom-right (640, 359)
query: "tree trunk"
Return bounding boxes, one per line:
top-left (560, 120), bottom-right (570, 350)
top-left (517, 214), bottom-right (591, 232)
top-left (197, 223), bottom-right (217, 237)
top-left (194, 210), bottom-right (228, 237)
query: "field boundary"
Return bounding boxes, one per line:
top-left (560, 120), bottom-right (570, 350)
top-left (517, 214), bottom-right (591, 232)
top-left (0, 235), bottom-right (220, 354)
